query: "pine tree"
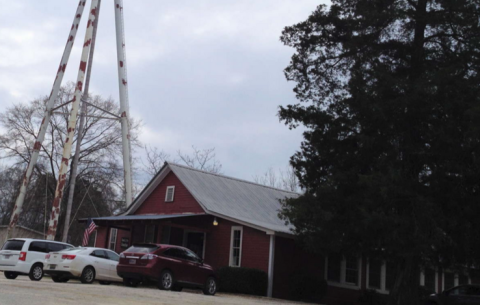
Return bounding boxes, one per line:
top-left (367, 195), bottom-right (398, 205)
top-left (279, 1), bottom-right (480, 304)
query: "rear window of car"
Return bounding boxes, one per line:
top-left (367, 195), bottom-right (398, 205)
top-left (105, 250), bottom-right (119, 262)
top-left (47, 243), bottom-right (71, 252)
top-left (2, 240), bottom-right (25, 251)
top-left (91, 250), bottom-right (107, 258)
top-left (125, 244), bottom-right (159, 253)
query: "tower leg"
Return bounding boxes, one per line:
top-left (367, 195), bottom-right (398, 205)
top-left (114, 0), bottom-right (133, 207)
top-left (46, 0), bottom-right (100, 241)
top-left (6, 1), bottom-right (88, 243)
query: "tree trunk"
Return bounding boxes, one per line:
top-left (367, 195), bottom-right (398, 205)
top-left (387, 256), bottom-right (421, 305)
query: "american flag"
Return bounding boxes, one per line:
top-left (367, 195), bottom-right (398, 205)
top-left (82, 218), bottom-right (96, 247)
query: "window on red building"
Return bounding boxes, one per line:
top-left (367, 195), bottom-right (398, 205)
top-left (345, 256), bottom-right (359, 285)
top-left (368, 259), bottom-right (382, 289)
top-left (444, 272), bottom-right (455, 290)
top-left (165, 186), bottom-right (175, 202)
top-left (109, 228), bottom-right (117, 251)
top-left (424, 268), bottom-right (436, 292)
top-left (327, 255), bottom-right (342, 282)
top-left (326, 255), bottom-right (360, 288)
top-left (229, 226), bottom-right (243, 267)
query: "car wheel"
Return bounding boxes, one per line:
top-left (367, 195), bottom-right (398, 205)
top-left (203, 277), bottom-right (217, 296)
top-left (29, 264), bottom-right (44, 281)
top-left (4, 272), bottom-right (18, 280)
top-left (99, 281), bottom-right (111, 285)
top-left (158, 270), bottom-right (174, 290)
top-left (123, 278), bottom-right (140, 287)
top-left (172, 285), bottom-right (183, 292)
top-left (80, 266), bottom-right (95, 284)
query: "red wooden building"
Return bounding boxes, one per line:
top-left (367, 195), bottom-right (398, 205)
top-left (87, 162), bottom-right (474, 304)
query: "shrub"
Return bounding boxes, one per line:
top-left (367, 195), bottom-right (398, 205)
top-left (358, 289), bottom-right (387, 305)
top-left (217, 266), bottom-right (268, 296)
top-left (289, 271), bottom-right (328, 302)
top-left (357, 286), bottom-right (432, 305)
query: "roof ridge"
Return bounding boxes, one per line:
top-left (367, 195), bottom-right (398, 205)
top-left (166, 161), bottom-right (300, 195)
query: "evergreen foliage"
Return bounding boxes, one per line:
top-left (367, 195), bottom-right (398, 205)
top-left (279, 1), bottom-right (480, 304)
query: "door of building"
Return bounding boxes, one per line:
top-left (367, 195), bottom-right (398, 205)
top-left (184, 232), bottom-right (205, 259)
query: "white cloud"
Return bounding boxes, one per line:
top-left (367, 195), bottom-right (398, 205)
top-left (0, 0), bottom-right (324, 182)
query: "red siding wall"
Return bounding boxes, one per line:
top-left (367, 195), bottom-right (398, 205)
top-left (204, 218), bottom-right (270, 273)
top-left (94, 227), bottom-right (108, 248)
top-left (135, 172), bottom-right (204, 215)
top-left (114, 229), bottom-right (130, 254)
top-left (94, 216), bottom-right (271, 274)
top-left (241, 226), bottom-right (270, 272)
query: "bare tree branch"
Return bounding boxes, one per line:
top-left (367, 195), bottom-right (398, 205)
top-left (253, 165), bottom-right (301, 193)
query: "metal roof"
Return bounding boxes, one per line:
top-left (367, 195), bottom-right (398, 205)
top-left (126, 162), bottom-right (299, 234)
top-left (90, 214), bottom-right (201, 221)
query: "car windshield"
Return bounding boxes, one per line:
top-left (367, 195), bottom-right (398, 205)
top-left (125, 244), bottom-right (159, 253)
top-left (2, 240), bottom-right (25, 251)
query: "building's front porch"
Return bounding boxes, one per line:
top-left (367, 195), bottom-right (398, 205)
top-left (89, 214), bottom-right (225, 263)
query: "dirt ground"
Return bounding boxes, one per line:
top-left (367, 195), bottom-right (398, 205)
top-left (0, 274), bottom-right (318, 305)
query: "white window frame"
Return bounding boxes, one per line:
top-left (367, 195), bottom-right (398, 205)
top-left (108, 228), bottom-right (117, 251)
top-left (229, 226), bottom-right (243, 267)
top-left (442, 271), bottom-right (455, 291)
top-left (442, 271), bottom-right (471, 290)
top-left (366, 259), bottom-right (388, 294)
top-left (325, 256), bottom-right (362, 290)
top-left (456, 272), bottom-right (472, 286)
top-left (366, 260), bottom-right (442, 295)
top-left (165, 186), bottom-right (175, 202)
top-left (93, 231), bottom-right (98, 247)
top-left (420, 268), bottom-right (438, 293)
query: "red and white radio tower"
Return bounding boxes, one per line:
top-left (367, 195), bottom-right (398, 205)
top-left (5, 0), bottom-right (134, 242)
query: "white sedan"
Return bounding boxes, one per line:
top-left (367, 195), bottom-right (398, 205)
top-left (44, 247), bottom-right (122, 284)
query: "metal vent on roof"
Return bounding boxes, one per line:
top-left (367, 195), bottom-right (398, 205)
top-left (165, 186), bottom-right (175, 202)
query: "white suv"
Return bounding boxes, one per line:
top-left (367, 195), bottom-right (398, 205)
top-left (0, 238), bottom-right (73, 281)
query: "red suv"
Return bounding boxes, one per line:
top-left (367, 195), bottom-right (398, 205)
top-left (117, 244), bottom-right (217, 295)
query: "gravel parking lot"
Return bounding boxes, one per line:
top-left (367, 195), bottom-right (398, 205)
top-left (0, 273), bottom-right (316, 305)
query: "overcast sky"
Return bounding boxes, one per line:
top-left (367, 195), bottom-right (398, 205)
top-left (0, 0), bottom-right (324, 184)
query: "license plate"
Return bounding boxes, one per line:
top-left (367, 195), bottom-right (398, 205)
top-left (49, 265), bottom-right (56, 270)
top-left (129, 259), bottom-right (136, 264)
top-left (4, 255), bottom-right (10, 259)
